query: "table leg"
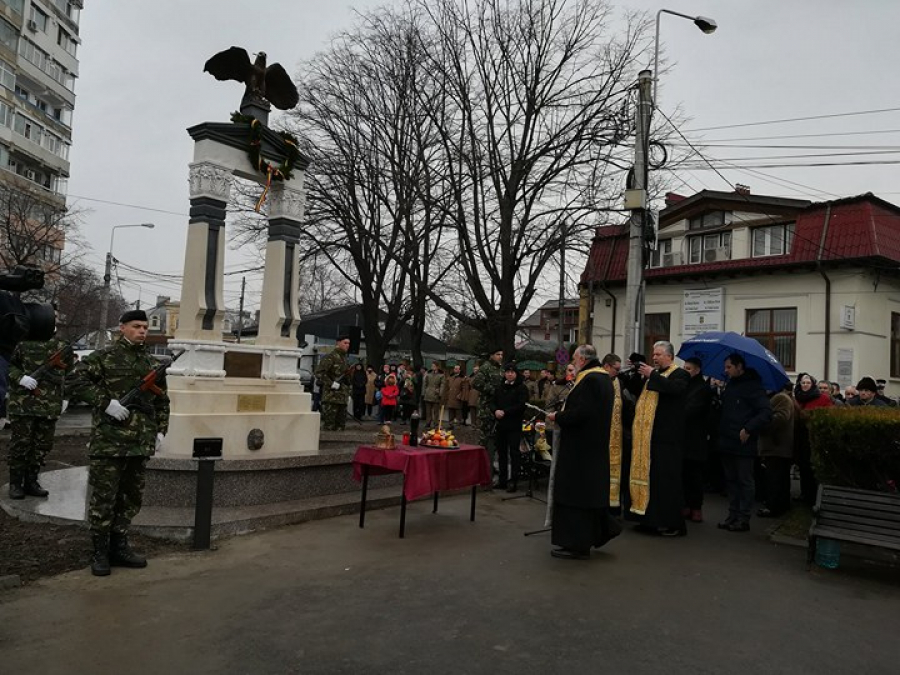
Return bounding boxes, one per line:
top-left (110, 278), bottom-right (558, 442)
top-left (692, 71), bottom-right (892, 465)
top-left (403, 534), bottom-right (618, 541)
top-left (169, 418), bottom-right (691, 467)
top-left (399, 493), bottom-right (408, 539)
top-left (359, 465), bottom-right (369, 529)
top-left (433, 491), bottom-right (439, 513)
top-left (470, 485), bottom-right (477, 521)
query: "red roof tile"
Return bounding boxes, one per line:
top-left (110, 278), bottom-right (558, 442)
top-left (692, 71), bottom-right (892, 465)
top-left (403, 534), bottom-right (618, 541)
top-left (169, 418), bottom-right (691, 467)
top-left (582, 193), bottom-right (900, 285)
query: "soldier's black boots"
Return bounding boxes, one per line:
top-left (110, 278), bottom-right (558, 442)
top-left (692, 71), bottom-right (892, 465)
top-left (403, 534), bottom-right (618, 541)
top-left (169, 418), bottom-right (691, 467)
top-left (8, 472), bottom-right (25, 500)
top-left (91, 534), bottom-right (111, 577)
top-left (23, 474), bottom-right (49, 498)
top-left (109, 533), bottom-right (147, 568)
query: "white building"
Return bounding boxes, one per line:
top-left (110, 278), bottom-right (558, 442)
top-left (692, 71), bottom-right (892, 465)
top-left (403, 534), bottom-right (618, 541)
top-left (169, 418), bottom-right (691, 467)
top-left (581, 189), bottom-right (900, 392)
top-left (0, 0), bottom-right (80, 208)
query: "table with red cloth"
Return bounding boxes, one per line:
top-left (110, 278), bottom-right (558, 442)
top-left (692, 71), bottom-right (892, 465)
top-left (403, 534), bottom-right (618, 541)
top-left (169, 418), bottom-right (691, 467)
top-left (352, 443), bottom-right (491, 537)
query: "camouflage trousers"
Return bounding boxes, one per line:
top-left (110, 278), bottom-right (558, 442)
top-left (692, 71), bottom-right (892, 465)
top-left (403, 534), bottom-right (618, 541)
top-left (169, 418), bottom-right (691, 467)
top-left (477, 410), bottom-right (497, 472)
top-left (6, 415), bottom-right (56, 476)
top-left (88, 456), bottom-right (147, 536)
top-left (320, 403), bottom-right (347, 431)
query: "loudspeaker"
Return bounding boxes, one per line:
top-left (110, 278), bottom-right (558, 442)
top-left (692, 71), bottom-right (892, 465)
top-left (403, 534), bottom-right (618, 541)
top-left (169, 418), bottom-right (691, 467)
top-left (338, 325), bottom-right (362, 354)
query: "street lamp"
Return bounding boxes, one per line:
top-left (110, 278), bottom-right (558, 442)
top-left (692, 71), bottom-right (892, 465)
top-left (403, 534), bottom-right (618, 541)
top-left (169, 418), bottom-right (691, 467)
top-left (653, 9), bottom-right (718, 105)
top-left (622, 9), bottom-right (717, 356)
top-left (97, 223), bottom-right (154, 348)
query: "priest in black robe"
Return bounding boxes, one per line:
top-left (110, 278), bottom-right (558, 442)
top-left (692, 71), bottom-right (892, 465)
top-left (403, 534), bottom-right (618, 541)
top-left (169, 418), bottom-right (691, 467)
top-left (630, 340), bottom-right (691, 536)
top-left (546, 344), bottom-right (620, 560)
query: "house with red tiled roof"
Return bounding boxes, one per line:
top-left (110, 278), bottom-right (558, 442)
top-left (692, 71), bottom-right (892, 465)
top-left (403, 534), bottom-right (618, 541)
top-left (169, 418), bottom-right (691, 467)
top-left (580, 189), bottom-right (900, 392)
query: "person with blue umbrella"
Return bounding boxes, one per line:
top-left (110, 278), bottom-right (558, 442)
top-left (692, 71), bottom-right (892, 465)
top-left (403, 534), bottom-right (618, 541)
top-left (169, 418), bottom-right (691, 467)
top-left (676, 331), bottom-right (789, 392)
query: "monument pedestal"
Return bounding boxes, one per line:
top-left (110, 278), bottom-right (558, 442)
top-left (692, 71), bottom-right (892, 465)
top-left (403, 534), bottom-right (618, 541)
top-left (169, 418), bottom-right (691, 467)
top-left (161, 339), bottom-right (320, 458)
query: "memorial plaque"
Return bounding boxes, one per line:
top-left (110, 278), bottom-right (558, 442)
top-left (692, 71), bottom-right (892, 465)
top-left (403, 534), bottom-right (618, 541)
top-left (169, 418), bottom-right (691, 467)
top-left (237, 394), bottom-right (267, 412)
top-left (224, 351), bottom-right (263, 378)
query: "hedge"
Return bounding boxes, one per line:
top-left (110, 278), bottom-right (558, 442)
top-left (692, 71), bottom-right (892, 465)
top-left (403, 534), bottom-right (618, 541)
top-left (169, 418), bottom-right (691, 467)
top-left (807, 407), bottom-right (900, 493)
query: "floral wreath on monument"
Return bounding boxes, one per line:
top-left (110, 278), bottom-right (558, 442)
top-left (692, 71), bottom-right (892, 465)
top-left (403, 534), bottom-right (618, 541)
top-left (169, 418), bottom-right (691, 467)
top-left (231, 111), bottom-right (300, 212)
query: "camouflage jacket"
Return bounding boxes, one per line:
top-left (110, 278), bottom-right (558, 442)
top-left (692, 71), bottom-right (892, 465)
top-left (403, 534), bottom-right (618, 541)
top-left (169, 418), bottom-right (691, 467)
top-left (73, 338), bottom-right (170, 458)
top-left (471, 359), bottom-right (503, 412)
top-left (315, 347), bottom-right (349, 405)
top-left (6, 338), bottom-right (76, 418)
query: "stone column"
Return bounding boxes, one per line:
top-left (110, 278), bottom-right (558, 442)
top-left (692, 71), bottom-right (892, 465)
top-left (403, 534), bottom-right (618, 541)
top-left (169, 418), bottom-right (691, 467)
top-left (256, 182), bottom-right (304, 348)
top-left (176, 161), bottom-right (231, 341)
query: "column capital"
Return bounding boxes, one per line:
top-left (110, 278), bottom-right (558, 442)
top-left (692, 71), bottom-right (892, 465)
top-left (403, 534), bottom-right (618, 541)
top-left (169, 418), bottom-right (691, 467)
top-left (188, 161), bottom-right (232, 201)
top-left (267, 183), bottom-right (306, 221)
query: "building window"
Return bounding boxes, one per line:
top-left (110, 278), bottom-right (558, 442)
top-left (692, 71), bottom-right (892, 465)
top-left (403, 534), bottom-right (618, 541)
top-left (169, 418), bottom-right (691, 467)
top-left (150, 315), bottom-right (160, 330)
top-left (0, 16), bottom-right (17, 50)
top-left (752, 224), bottom-right (794, 257)
top-left (688, 232), bottom-right (731, 264)
top-left (650, 239), bottom-right (673, 268)
top-left (891, 313), bottom-right (900, 378)
top-left (57, 26), bottom-right (77, 56)
top-left (0, 100), bottom-right (11, 127)
top-left (2, 1), bottom-right (25, 15)
top-left (746, 308), bottom-right (797, 371)
top-left (644, 313), bottom-right (671, 359)
top-left (688, 211), bottom-right (732, 230)
top-left (0, 58), bottom-right (14, 90)
top-left (29, 5), bottom-right (48, 32)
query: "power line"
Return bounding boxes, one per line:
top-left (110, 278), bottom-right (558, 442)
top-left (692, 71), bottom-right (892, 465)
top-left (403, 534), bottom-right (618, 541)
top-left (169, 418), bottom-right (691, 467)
top-left (67, 194), bottom-right (189, 217)
top-left (685, 106), bottom-right (900, 133)
top-left (697, 128), bottom-right (900, 143)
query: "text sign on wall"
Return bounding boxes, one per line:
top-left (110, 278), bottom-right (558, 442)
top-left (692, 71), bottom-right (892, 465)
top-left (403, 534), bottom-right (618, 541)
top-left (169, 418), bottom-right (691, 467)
top-left (683, 288), bottom-right (725, 338)
top-left (837, 348), bottom-right (854, 389)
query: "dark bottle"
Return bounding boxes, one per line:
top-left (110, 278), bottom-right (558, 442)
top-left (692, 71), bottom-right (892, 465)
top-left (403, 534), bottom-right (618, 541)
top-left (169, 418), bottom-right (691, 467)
top-left (409, 410), bottom-right (420, 446)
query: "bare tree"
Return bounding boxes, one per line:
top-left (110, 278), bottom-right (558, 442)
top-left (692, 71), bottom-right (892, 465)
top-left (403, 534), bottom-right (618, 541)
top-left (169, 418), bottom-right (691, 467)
top-left (0, 179), bottom-right (85, 300)
top-left (285, 7), bottom-right (449, 367)
top-left (408, 0), bottom-right (648, 354)
top-left (53, 263), bottom-right (128, 343)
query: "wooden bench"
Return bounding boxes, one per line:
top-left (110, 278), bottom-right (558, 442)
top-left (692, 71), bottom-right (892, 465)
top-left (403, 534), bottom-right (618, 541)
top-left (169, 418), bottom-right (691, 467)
top-left (807, 485), bottom-right (900, 568)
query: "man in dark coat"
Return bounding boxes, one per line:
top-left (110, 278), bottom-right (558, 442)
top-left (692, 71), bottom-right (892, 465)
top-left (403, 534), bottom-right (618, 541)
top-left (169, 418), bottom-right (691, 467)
top-left (546, 344), bottom-right (619, 560)
top-left (631, 341), bottom-right (691, 536)
top-left (716, 352), bottom-right (773, 532)
top-left (681, 357), bottom-right (713, 523)
top-left (492, 363), bottom-right (528, 492)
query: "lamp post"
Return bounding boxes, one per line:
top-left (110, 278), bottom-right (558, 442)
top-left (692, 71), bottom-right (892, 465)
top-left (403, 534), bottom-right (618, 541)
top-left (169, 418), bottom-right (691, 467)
top-left (97, 223), bottom-right (154, 348)
top-left (622, 9), bottom-right (717, 357)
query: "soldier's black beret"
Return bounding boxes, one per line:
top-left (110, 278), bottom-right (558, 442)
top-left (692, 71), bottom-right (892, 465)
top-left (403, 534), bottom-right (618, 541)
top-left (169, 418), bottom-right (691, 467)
top-left (120, 309), bottom-right (148, 324)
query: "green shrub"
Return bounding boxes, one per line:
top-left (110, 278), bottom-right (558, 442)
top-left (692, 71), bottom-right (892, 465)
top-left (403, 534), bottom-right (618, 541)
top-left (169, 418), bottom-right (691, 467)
top-left (807, 407), bottom-right (900, 492)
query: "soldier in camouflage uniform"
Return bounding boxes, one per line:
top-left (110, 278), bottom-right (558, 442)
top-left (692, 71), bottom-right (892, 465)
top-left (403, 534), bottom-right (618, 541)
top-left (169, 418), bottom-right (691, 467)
top-left (6, 336), bottom-right (76, 499)
top-left (315, 335), bottom-right (351, 430)
top-left (73, 310), bottom-right (169, 577)
top-left (471, 348), bottom-right (504, 477)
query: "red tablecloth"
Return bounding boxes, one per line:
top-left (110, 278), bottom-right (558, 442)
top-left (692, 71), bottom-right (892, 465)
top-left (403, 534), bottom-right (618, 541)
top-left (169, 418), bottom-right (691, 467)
top-left (352, 444), bottom-right (491, 501)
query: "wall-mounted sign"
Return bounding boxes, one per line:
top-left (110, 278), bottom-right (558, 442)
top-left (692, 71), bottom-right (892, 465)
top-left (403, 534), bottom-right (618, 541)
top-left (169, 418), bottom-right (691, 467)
top-left (683, 288), bottom-right (724, 338)
top-left (840, 306), bottom-right (856, 330)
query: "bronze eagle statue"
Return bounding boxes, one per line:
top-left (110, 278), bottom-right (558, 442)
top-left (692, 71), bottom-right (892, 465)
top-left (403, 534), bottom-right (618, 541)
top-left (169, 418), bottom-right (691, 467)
top-left (204, 47), bottom-right (299, 111)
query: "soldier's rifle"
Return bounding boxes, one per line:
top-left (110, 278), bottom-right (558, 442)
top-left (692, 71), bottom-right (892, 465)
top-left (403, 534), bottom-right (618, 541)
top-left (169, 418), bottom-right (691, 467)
top-left (118, 350), bottom-right (184, 414)
top-left (28, 342), bottom-right (75, 395)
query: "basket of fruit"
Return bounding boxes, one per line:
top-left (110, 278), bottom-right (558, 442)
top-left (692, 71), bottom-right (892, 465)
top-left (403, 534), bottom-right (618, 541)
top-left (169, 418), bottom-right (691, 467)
top-left (418, 428), bottom-right (459, 448)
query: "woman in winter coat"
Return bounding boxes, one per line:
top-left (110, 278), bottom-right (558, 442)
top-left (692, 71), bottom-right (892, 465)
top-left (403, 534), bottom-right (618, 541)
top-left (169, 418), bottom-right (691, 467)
top-left (793, 372), bottom-right (834, 505)
top-left (364, 366), bottom-right (377, 417)
top-left (757, 384), bottom-right (795, 517)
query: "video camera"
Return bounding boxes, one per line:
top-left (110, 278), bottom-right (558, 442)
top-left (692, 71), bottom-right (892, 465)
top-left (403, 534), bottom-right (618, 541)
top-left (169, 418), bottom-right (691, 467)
top-left (0, 266), bottom-right (56, 359)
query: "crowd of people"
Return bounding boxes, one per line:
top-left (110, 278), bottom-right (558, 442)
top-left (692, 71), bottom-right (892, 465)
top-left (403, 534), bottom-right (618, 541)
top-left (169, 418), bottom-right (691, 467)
top-left (464, 341), bottom-right (898, 561)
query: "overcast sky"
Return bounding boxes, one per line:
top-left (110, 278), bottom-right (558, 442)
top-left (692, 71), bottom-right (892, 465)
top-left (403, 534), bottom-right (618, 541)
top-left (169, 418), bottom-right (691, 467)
top-left (67, 0), bottom-right (900, 313)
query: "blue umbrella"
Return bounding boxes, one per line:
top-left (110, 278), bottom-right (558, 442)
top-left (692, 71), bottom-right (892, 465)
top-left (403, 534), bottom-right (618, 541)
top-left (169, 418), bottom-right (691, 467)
top-left (676, 331), bottom-right (789, 391)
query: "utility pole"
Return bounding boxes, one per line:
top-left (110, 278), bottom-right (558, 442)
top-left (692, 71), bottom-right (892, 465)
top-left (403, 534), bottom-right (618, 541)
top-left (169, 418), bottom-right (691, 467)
top-left (623, 69), bottom-right (653, 357)
top-left (236, 276), bottom-right (246, 343)
top-left (558, 226), bottom-right (566, 349)
top-left (97, 250), bottom-right (112, 349)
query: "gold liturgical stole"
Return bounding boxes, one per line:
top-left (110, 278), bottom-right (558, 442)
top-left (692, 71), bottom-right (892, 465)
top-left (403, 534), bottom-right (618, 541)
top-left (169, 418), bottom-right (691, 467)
top-left (607, 374), bottom-right (623, 508)
top-left (564, 366), bottom-right (621, 508)
top-left (630, 363), bottom-right (679, 515)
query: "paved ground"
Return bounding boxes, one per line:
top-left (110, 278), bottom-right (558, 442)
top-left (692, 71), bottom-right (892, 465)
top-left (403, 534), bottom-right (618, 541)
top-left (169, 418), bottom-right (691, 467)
top-left (1, 491), bottom-right (897, 675)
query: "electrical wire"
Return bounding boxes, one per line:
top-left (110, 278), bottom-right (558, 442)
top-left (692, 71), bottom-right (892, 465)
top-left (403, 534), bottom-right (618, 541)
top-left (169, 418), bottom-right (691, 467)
top-left (684, 106), bottom-right (900, 133)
